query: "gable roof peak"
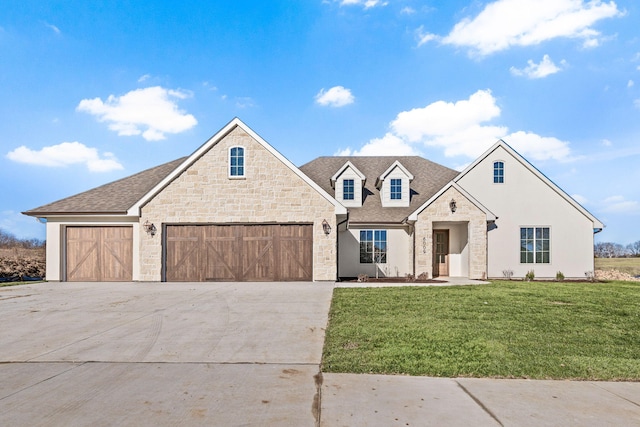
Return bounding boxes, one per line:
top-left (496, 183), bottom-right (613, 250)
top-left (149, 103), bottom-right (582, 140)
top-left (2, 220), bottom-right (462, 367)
top-left (375, 160), bottom-right (414, 189)
top-left (330, 160), bottom-right (366, 187)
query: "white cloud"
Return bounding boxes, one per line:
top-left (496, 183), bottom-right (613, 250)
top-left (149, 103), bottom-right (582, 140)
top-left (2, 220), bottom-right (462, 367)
top-left (6, 141), bottom-right (123, 172)
top-left (235, 97), bottom-right (256, 109)
top-left (138, 74), bottom-right (151, 83)
top-left (336, 89), bottom-right (573, 161)
top-left (510, 55), bottom-right (565, 78)
top-left (628, 80), bottom-right (634, 88)
top-left (601, 138), bottom-right (612, 146)
top-left (336, 133), bottom-right (421, 156)
top-left (602, 195), bottom-right (640, 214)
top-left (441, 0), bottom-right (623, 56)
top-left (315, 86), bottom-right (355, 107)
top-left (401, 7), bottom-right (416, 15)
top-left (44, 22), bottom-right (61, 34)
top-left (416, 26), bottom-right (438, 47)
top-left (571, 194), bottom-right (588, 205)
top-left (340, 0), bottom-right (387, 8)
top-left (503, 131), bottom-right (571, 161)
top-left (77, 86), bottom-right (198, 141)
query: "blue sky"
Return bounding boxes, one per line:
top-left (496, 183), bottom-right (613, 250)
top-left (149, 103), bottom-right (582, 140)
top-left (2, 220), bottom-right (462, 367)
top-left (1, 0), bottom-right (639, 244)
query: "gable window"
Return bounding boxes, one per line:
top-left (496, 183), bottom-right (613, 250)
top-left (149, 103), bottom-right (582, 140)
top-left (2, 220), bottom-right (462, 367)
top-left (229, 146), bottom-right (245, 177)
top-left (360, 230), bottom-right (387, 264)
top-left (494, 161), bottom-right (504, 183)
top-left (343, 179), bottom-right (354, 200)
top-left (390, 179), bottom-right (402, 200)
top-left (520, 227), bottom-right (549, 263)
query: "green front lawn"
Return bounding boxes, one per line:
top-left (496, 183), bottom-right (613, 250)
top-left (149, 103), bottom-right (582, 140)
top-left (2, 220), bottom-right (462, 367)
top-left (322, 281), bottom-right (640, 380)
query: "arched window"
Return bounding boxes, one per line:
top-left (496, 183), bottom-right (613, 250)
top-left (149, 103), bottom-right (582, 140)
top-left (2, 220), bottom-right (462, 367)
top-left (493, 161), bottom-right (504, 184)
top-left (229, 146), bottom-right (245, 177)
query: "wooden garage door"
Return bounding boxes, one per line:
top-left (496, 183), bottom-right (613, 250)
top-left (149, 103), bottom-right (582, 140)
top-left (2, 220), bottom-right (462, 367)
top-left (165, 224), bottom-right (313, 282)
top-left (66, 226), bottom-right (133, 282)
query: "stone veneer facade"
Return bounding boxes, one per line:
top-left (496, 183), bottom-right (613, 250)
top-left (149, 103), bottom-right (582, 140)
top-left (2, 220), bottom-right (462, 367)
top-left (138, 126), bottom-right (337, 281)
top-left (414, 187), bottom-right (488, 280)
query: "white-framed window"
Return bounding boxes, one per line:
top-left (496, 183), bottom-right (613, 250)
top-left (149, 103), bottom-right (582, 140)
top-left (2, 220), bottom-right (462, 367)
top-left (494, 161), bottom-right (504, 183)
top-left (229, 146), bottom-right (245, 177)
top-left (343, 179), bottom-right (354, 200)
top-left (359, 230), bottom-right (387, 264)
top-left (520, 227), bottom-right (550, 263)
top-left (390, 178), bottom-right (402, 200)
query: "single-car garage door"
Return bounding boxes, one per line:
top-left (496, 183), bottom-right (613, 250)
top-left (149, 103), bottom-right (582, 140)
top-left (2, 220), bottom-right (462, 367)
top-left (66, 226), bottom-right (133, 281)
top-left (165, 224), bottom-right (313, 282)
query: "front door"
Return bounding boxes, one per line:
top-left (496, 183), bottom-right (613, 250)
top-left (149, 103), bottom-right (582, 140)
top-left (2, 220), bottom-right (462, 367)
top-left (433, 230), bottom-right (449, 277)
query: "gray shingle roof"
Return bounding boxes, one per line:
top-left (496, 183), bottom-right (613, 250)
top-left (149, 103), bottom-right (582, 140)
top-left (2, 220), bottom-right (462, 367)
top-left (23, 157), bottom-right (188, 216)
top-left (299, 156), bottom-right (459, 223)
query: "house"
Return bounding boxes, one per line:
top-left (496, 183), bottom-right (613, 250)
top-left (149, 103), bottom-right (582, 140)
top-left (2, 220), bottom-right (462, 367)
top-left (24, 118), bottom-right (603, 282)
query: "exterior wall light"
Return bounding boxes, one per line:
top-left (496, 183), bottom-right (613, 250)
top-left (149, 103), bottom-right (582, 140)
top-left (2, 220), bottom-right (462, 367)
top-left (449, 199), bottom-right (457, 213)
top-left (322, 219), bottom-right (332, 235)
top-left (143, 220), bottom-right (157, 236)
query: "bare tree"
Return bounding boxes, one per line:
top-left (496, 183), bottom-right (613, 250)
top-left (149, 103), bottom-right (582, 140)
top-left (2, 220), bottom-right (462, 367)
top-left (594, 242), bottom-right (630, 258)
top-left (628, 240), bottom-right (640, 257)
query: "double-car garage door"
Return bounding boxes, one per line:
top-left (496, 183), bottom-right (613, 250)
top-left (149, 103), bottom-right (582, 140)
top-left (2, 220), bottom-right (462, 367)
top-left (165, 224), bottom-right (313, 282)
top-left (65, 224), bottom-right (313, 282)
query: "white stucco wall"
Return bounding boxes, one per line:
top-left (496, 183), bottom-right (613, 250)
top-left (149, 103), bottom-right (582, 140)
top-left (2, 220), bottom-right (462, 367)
top-left (456, 145), bottom-right (597, 279)
top-left (338, 226), bottom-right (412, 278)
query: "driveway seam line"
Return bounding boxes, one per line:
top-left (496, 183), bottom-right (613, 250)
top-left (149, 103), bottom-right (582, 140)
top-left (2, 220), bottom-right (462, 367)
top-left (456, 381), bottom-right (504, 426)
top-left (591, 382), bottom-right (640, 408)
top-left (0, 361), bottom-right (87, 402)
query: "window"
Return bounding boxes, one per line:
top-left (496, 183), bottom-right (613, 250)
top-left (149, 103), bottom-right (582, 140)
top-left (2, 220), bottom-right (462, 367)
top-left (229, 147), bottom-right (244, 177)
top-left (494, 161), bottom-right (504, 183)
top-left (360, 230), bottom-right (387, 264)
top-left (390, 179), bottom-right (402, 200)
top-left (343, 179), bottom-right (354, 200)
top-left (520, 227), bottom-right (549, 263)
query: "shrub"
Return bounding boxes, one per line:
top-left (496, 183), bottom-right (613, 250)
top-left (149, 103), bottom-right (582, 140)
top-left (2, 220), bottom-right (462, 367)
top-left (405, 274), bottom-right (415, 282)
top-left (417, 272), bottom-right (429, 280)
top-left (525, 270), bottom-right (535, 281)
top-left (357, 274), bottom-right (368, 282)
top-left (585, 271), bottom-right (595, 282)
top-left (556, 271), bottom-right (565, 281)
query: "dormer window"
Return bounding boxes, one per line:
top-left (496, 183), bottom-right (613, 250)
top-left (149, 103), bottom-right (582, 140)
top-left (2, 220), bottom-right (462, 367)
top-left (343, 179), bottom-right (355, 200)
top-left (390, 179), bottom-right (402, 200)
top-left (376, 161), bottom-right (413, 207)
top-left (493, 161), bottom-right (504, 184)
top-left (229, 146), bottom-right (245, 177)
top-left (331, 161), bottom-right (366, 207)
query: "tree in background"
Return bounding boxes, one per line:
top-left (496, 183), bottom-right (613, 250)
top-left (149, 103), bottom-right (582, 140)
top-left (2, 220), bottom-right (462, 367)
top-left (0, 228), bottom-right (45, 249)
top-left (595, 241), bottom-right (640, 258)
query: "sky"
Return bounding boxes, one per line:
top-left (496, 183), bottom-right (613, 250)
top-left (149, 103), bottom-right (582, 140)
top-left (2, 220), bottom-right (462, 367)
top-left (1, 0), bottom-right (639, 244)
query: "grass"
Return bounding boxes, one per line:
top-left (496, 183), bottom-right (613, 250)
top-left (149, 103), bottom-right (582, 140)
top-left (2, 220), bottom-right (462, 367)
top-left (595, 257), bottom-right (640, 276)
top-left (322, 281), bottom-right (640, 380)
top-left (0, 280), bottom-right (43, 287)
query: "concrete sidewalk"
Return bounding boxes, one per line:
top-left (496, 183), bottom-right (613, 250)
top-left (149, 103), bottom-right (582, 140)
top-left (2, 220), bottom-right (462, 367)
top-left (320, 374), bottom-right (640, 426)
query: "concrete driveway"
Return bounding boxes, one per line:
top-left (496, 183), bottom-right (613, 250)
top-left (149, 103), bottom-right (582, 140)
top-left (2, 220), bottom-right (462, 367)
top-left (3, 281), bottom-right (640, 426)
top-left (0, 281), bottom-right (333, 426)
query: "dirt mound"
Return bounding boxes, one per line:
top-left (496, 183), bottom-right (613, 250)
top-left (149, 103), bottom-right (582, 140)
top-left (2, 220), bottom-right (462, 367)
top-left (0, 248), bottom-right (46, 280)
top-left (595, 269), bottom-right (640, 282)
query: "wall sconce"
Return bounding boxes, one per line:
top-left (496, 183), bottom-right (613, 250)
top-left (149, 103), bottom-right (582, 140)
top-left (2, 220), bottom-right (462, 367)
top-left (322, 219), bottom-right (331, 235)
top-left (143, 220), bottom-right (157, 236)
top-left (449, 199), bottom-right (457, 213)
